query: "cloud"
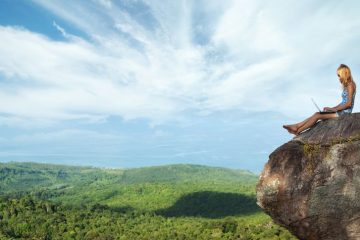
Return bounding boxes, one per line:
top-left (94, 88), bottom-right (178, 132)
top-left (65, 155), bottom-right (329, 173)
top-left (0, 128), bottom-right (129, 161)
top-left (96, 0), bottom-right (112, 9)
top-left (52, 21), bottom-right (67, 38)
top-left (0, 115), bottom-right (58, 129)
top-left (1, 0), bottom-right (360, 129)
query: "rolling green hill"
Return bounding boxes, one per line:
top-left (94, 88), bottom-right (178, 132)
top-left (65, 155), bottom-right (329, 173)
top-left (0, 162), bottom-right (259, 210)
top-left (0, 162), bottom-right (257, 192)
top-left (0, 161), bottom-right (297, 239)
top-left (120, 164), bottom-right (257, 184)
top-left (0, 161), bottom-right (122, 193)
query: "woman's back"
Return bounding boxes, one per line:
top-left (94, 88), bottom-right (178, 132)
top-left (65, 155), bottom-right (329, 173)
top-left (340, 82), bottom-right (356, 114)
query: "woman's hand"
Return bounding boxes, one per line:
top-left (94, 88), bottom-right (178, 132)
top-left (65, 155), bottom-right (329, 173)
top-left (323, 107), bottom-right (336, 112)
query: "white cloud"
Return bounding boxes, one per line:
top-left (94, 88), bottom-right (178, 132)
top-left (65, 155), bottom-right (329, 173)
top-left (0, 115), bottom-right (58, 129)
top-left (52, 21), bottom-right (67, 38)
top-left (96, 0), bottom-right (112, 9)
top-left (12, 129), bottom-right (124, 143)
top-left (1, 0), bottom-right (360, 129)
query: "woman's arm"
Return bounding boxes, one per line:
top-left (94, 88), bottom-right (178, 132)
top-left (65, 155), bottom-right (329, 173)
top-left (334, 83), bottom-right (355, 111)
top-left (323, 83), bottom-right (355, 112)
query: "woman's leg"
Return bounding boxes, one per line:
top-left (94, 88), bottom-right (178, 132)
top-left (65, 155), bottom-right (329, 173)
top-left (295, 112), bottom-right (337, 134)
top-left (285, 116), bottom-right (314, 130)
top-left (283, 115), bottom-right (314, 133)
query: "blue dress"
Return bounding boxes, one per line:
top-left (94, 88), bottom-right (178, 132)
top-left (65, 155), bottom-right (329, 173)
top-left (336, 88), bottom-right (356, 116)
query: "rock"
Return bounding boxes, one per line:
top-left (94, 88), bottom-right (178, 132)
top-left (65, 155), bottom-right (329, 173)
top-left (256, 113), bottom-right (360, 240)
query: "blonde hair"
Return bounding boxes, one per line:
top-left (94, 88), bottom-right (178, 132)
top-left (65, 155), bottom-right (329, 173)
top-left (337, 64), bottom-right (353, 88)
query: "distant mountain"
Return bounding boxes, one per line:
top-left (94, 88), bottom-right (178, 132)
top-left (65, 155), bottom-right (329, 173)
top-left (121, 164), bottom-right (258, 184)
top-left (0, 161), bottom-right (119, 194)
top-left (0, 162), bottom-right (257, 194)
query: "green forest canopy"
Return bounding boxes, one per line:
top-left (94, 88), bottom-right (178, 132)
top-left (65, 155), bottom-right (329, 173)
top-left (0, 161), bottom-right (297, 239)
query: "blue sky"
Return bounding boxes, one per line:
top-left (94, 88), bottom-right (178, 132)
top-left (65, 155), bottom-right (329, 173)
top-left (1, 0), bottom-right (360, 173)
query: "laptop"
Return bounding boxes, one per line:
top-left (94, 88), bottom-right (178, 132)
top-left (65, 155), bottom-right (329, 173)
top-left (311, 98), bottom-right (336, 114)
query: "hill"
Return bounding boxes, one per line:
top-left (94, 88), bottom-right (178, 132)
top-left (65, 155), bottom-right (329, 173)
top-left (0, 161), bottom-right (257, 195)
top-left (120, 164), bottom-right (257, 184)
top-left (0, 161), bottom-right (297, 239)
top-left (0, 162), bottom-right (259, 210)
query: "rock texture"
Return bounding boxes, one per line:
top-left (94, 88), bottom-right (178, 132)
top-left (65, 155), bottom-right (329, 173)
top-left (256, 113), bottom-right (360, 240)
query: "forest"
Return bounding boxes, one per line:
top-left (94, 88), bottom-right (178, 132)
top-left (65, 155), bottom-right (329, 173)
top-left (0, 162), bottom-right (297, 239)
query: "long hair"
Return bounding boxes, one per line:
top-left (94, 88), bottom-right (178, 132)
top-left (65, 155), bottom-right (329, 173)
top-left (337, 64), bottom-right (354, 89)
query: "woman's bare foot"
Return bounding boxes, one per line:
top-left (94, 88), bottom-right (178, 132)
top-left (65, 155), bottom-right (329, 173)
top-left (294, 130), bottom-right (301, 136)
top-left (283, 125), bottom-right (298, 135)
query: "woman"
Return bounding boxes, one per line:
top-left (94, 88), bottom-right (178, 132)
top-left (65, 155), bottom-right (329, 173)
top-left (283, 64), bottom-right (356, 135)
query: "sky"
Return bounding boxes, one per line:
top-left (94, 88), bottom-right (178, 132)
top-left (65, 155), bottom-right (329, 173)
top-left (0, 0), bottom-right (360, 173)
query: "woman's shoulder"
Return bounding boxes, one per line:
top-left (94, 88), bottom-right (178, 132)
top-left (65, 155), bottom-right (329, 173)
top-left (346, 82), bottom-right (356, 94)
top-left (347, 81), bottom-right (356, 89)
top-left (351, 81), bottom-right (356, 92)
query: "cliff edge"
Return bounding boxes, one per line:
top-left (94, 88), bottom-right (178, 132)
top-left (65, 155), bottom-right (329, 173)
top-left (256, 113), bottom-right (360, 240)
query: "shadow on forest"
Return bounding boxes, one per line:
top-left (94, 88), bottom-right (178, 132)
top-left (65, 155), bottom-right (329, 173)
top-left (156, 191), bottom-right (261, 218)
top-left (89, 203), bottom-right (135, 214)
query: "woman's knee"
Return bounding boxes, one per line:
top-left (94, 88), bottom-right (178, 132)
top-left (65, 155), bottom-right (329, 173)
top-left (313, 112), bottom-right (320, 117)
top-left (312, 112), bottom-right (321, 119)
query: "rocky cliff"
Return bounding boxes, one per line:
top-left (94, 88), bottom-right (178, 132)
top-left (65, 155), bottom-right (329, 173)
top-left (256, 113), bottom-right (360, 240)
